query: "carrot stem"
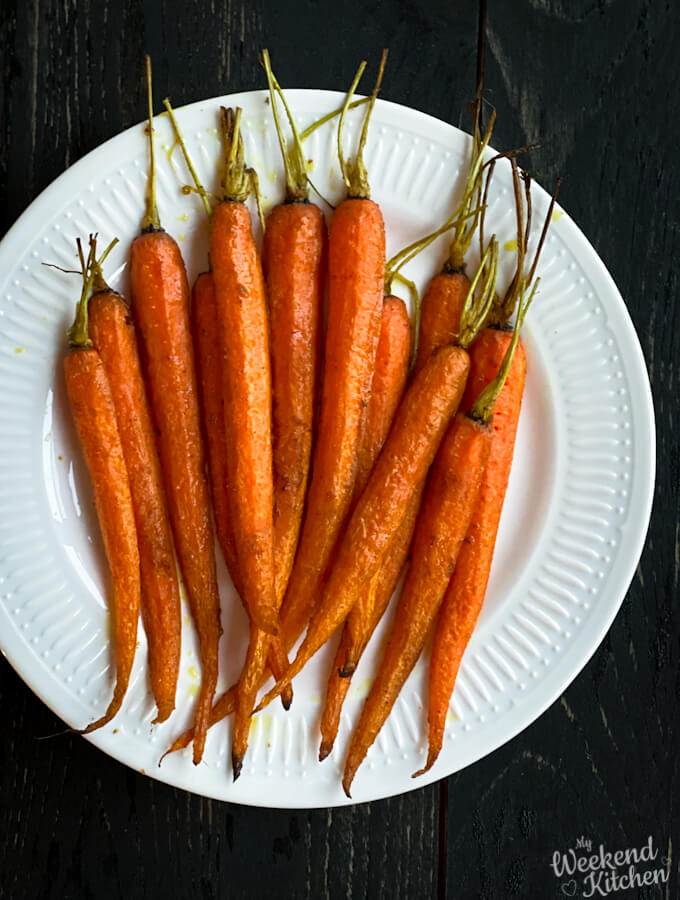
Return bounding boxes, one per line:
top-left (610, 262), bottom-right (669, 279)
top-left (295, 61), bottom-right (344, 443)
top-left (338, 50), bottom-right (388, 199)
top-left (471, 278), bottom-right (537, 424)
top-left (260, 50), bottom-right (308, 202)
top-left (457, 238), bottom-right (498, 348)
top-left (220, 107), bottom-right (251, 203)
top-left (142, 56), bottom-right (161, 234)
top-left (67, 237), bottom-right (118, 348)
top-left (163, 98), bottom-right (212, 218)
top-left (299, 97), bottom-right (370, 142)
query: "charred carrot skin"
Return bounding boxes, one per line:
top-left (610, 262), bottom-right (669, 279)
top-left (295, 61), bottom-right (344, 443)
top-left (192, 270), bottom-right (292, 709)
top-left (211, 200), bottom-right (278, 638)
top-left (255, 345), bottom-right (471, 713)
top-left (130, 230), bottom-right (222, 764)
top-left (263, 201), bottom-right (326, 604)
top-left (342, 412), bottom-right (492, 796)
top-left (89, 291), bottom-right (181, 723)
top-left (422, 330), bottom-right (526, 774)
top-left (414, 271), bottom-right (470, 373)
top-left (279, 198), bottom-right (385, 648)
top-left (65, 350), bottom-right (141, 733)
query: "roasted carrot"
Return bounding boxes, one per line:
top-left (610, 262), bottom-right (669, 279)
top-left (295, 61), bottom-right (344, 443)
top-left (261, 51), bottom-right (326, 606)
top-left (418, 330), bottom-right (525, 774)
top-left (210, 106), bottom-right (280, 778)
top-left (411, 118), bottom-right (494, 373)
top-left (129, 58), bottom-right (221, 764)
top-left (211, 109), bottom-right (277, 642)
top-left (343, 278), bottom-right (531, 795)
top-left (352, 295), bottom-right (411, 502)
top-left (317, 293), bottom-right (411, 760)
top-left (340, 295), bottom-right (411, 667)
top-left (65, 239), bottom-right (141, 734)
top-left (191, 271), bottom-right (240, 587)
top-left (163, 99), bottom-right (292, 713)
top-left (278, 53), bottom-right (388, 652)
top-left (318, 485), bottom-right (421, 761)
top-left (342, 411), bottom-right (491, 795)
top-left (418, 171), bottom-right (559, 776)
top-left (253, 240), bottom-right (498, 716)
top-left (87, 239), bottom-right (181, 724)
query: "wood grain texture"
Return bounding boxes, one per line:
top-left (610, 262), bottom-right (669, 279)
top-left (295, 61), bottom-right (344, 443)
top-left (1, 0), bottom-right (677, 898)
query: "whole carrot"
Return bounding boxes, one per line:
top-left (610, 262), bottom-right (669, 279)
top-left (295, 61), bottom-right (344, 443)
top-left (210, 105), bottom-right (281, 778)
top-left (261, 50), bottom-right (326, 606)
top-left (164, 100), bottom-right (292, 712)
top-left (88, 239), bottom-right (181, 724)
top-left (65, 239), bottom-right (141, 734)
top-left (211, 108), bottom-right (277, 642)
top-left (343, 277), bottom-right (529, 797)
top-left (129, 58), bottom-right (221, 764)
top-left (278, 53), bottom-right (388, 651)
top-left (418, 173), bottom-right (559, 776)
top-left (418, 330), bottom-right (526, 774)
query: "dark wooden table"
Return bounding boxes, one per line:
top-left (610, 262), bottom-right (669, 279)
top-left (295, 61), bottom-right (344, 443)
top-left (1, 1), bottom-right (677, 897)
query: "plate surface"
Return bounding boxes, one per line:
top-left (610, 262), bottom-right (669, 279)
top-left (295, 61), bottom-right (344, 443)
top-left (0, 90), bottom-right (655, 807)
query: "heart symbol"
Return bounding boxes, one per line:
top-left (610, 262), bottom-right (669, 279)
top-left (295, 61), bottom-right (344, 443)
top-left (561, 881), bottom-right (578, 897)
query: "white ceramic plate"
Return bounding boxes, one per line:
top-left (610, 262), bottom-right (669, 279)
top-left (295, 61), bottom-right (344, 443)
top-left (0, 90), bottom-right (655, 807)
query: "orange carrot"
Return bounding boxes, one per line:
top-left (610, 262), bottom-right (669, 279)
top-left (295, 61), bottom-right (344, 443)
top-left (415, 272), bottom-right (470, 372)
top-left (318, 485), bottom-right (421, 761)
top-left (211, 109), bottom-right (277, 642)
top-left (88, 242), bottom-right (181, 723)
top-left (130, 58), bottom-right (221, 764)
top-left (254, 240), bottom-right (499, 716)
top-left (317, 294), bottom-right (411, 761)
top-left (419, 330), bottom-right (525, 774)
top-left (342, 411), bottom-right (492, 796)
top-left (261, 51), bottom-right (326, 606)
top-left (65, 239), bottom-right (141, 734)
top-left (340, 295), bottom-right (411, 667)
top-left (406, 111), bottom-right (495, 374)
top-left (255, 345), bottom-right (471, 714)
top-left (210, 107), bottom-right (279, 778)
top-left (418, 170), bottom-right (559, 776)
top-left (163, 97), bottom-right (293, 709)
top-left (352, 295), bottom-right (411, 501)
top-left (278, 53), bottom-right (388, 652)
top-left (191, 271), bottom-right (240, 587)
top-left (163, 99), bottom-right (293, 714)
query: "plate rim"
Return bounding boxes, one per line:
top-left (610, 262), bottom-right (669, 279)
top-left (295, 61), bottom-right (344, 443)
top-left (0, 88), bottom-right (656, 808)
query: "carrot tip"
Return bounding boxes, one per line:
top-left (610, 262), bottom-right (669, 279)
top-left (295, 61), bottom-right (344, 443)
top-left (412, 754), bottom-right (437, 779)
top-left (342, 780), bottom-right (353, 799)
top-left (338, 663), bottom-right (356, 678)
top-left (232, 752), bottom-right (243, 782)
top-left (152, 705), bottom-right (174, 726)
top-left (281, 692), bottom-right (293, 712)
top-left (319, 740), bottom-right (333, 762)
